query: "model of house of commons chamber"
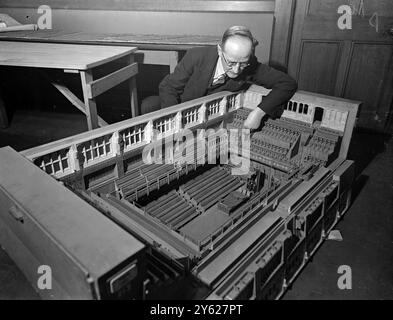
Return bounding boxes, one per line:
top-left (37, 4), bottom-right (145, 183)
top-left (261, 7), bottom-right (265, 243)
top-left (0, 85), bottom-right (360, 300)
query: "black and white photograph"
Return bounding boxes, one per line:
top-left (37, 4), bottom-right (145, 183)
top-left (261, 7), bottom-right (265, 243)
top-left (0, 0), bottom-right (392, 305)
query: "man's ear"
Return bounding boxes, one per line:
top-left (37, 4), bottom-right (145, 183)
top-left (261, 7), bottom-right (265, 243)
top-left (217, 44), bottom-right (222, 55)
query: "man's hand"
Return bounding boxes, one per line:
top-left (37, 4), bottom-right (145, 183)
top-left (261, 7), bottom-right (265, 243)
top-left (244, 108), bottom-right (266, 129)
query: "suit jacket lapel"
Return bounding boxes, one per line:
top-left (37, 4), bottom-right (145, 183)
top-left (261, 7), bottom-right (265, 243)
top-left (198, 46), bottom-right (219, 95)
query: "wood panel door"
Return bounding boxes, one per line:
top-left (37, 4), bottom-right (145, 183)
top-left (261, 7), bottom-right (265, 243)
top-left (287, 0), bottom-right (393, 131)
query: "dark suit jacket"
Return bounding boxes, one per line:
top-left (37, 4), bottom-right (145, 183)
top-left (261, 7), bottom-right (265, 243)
top-left (159, 46), bottom-right (298, 117)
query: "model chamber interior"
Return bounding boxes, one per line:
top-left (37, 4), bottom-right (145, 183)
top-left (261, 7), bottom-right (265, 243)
top-left (21, 85), bottom-right (359, 300)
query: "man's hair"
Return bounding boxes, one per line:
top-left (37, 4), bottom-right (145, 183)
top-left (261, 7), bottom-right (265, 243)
top-left (221, 26), bottom-right (259, 51)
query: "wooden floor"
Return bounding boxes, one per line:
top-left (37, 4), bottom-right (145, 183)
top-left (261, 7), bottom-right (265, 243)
top-left (0, 109), bottom-right (392, 300)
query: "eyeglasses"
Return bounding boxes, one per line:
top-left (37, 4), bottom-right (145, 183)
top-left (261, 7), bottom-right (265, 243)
top-left (221, 51), bottom-right (250, 69)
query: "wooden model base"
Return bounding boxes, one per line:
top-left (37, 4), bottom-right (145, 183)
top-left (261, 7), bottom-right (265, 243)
top-left (0, 85), bottom-right (360, 299)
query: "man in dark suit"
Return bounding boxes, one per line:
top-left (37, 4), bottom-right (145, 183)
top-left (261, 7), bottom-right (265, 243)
top-left (141, 26), bottom-right (297, 129)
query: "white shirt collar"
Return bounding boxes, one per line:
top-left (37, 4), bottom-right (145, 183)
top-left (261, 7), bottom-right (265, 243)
top-left (212, 56), bottom-right (226, 84)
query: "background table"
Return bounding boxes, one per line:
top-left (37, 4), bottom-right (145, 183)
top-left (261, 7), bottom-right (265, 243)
top-left (0, 30), bottom-right (220, 72)
top-left (0, 41), bottom-right (138, 130)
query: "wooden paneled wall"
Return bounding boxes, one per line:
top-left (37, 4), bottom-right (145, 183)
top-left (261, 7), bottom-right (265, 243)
top-left (0, 1), bottom-right (275, 63)
top-left (281, 0), bottom-right (393, 131)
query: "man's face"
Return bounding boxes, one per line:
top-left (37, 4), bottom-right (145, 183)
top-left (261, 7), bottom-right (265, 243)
top-left (219, 36), bottom-right (252, 78)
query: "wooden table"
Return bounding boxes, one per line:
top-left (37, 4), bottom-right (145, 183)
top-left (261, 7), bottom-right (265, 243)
top-left (0, 30), bottom-right (220, 72)
top-left (0, 41), bottom-right (138, 130)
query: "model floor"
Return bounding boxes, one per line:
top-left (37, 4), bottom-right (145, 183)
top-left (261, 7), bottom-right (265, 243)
top-left (0, 110), bottom-right (392, 300)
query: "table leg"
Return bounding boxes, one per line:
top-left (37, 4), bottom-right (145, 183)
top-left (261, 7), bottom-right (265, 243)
top-left (80, 70), bottom-right (99, 130)
top-left (0, 92), bottom-right (8, 129)
top-left (128, 54), bottom-right (139, 118)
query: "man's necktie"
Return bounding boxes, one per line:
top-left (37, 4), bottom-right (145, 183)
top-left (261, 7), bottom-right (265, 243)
top-left (213, 74), bottom-right (227, 86)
